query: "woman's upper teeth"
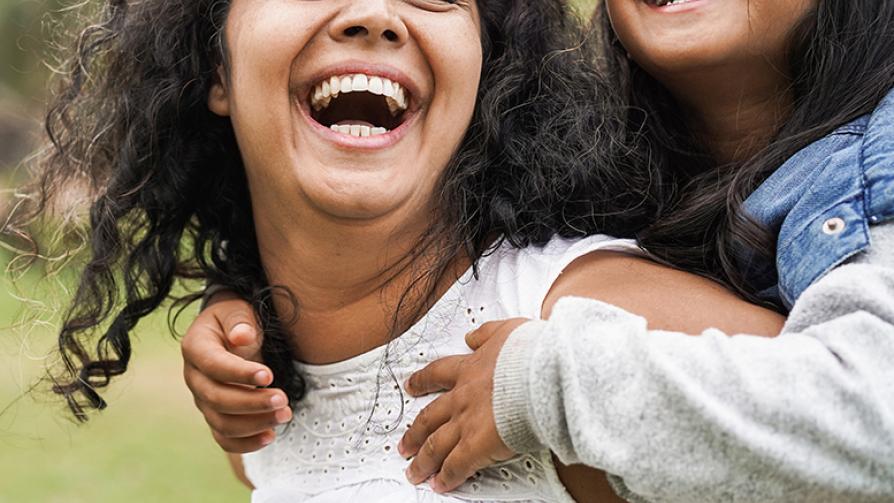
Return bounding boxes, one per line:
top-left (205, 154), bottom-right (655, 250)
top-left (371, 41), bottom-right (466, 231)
top-left (311, 73), bottom-right (408, 114)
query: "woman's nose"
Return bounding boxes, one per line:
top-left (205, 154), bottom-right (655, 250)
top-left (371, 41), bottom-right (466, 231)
top-left (330, 0), bottom-right (408, 47)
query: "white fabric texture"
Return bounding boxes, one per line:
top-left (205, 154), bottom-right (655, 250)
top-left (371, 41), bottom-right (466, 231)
top-left (243, 234), bottom-right (642, 503)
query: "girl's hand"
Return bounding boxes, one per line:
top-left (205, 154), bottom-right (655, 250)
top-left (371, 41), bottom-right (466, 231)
top-left (398, 318), bottom-right (529, 493)
top-left (181, 291), bottom-right (292, 453)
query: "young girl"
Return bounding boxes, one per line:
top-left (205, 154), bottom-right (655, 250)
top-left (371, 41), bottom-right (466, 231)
top-left (400, 0), bottom-right (894, 500)
top-left (10, 0), bottom-right (785, 502)
top-left (185, 0), bottom-right (894, 501)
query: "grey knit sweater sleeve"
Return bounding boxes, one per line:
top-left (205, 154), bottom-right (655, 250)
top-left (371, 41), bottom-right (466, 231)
top-left (492, 222), bottom-right (894, 502)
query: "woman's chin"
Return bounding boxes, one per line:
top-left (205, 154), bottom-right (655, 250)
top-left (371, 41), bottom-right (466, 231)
top-left (300, 183), bottom-right (423, 222)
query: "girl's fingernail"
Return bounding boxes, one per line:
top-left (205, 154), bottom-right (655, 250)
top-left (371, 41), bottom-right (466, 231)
top-left (430, 479), bottom-right (444, 493)
top-left (270, 394), bottom-right (286, 407)
top-left (275, 408), bottom-right (292, 424)
top-left (254, 370), bottom-right (270, 385)
top-left (261, 433), bottom-right (274, 446)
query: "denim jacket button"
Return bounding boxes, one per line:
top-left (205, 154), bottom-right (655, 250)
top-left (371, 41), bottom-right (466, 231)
top-left (822, 217), bottom-right (846, 235)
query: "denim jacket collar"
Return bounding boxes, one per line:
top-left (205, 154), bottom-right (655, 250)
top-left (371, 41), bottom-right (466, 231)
top-left (742, 88), bottom-right (894, 309)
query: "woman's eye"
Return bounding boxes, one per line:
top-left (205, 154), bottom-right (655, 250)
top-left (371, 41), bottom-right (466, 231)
top-left (412, 0), bottom-right (461, 8)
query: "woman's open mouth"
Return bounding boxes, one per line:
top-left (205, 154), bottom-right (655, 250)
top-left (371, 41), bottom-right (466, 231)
top-left (307, 73), bottom-right (411, 138)
top-left (645, 0), bottom-right (701, 7)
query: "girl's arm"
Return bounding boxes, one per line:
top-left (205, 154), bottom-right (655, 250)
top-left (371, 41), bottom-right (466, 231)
top-left (227, 453), bottom-right (253, 489)
top-left (536, 250), bottom-right (784, 503)
top-left (498, 223), bottom-right (894, 502)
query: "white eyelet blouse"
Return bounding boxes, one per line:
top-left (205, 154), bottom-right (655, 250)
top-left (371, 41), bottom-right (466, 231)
top-left (243, 235), bottom-right (641, 503)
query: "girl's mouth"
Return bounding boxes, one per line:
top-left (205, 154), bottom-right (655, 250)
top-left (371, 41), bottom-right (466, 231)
top-left (307, 72), bottom-right (411, 138)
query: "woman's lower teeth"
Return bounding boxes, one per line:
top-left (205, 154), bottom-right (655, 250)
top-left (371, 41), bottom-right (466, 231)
top-left (655, 0), bottom-right (695, 6)
top-left (329, 124), bottom-right (389, 137)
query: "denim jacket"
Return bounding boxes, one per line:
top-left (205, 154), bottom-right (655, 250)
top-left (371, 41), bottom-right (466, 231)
top-left (743, 88), bottom-right (894, 309)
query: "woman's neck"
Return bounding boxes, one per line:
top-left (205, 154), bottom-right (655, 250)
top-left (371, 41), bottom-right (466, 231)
top-left (661, 62), bottom-right (793, 165)
top-left (252, 202), bottom-right (465, 364)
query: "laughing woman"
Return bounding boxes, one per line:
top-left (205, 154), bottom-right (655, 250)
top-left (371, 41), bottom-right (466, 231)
top-left (8, 0), bottom-right (786, 502)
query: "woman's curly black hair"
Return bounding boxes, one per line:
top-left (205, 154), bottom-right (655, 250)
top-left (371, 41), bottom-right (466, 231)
top-left (7, 0), bottom-right (658, 421)
top-left (595, 0), bottom-right (894, 306)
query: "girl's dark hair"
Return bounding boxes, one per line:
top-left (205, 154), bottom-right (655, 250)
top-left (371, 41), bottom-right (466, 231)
top-left (596, 0), bottom-right (894, 304)
top-left (8, 0), bottom-right (656, 420)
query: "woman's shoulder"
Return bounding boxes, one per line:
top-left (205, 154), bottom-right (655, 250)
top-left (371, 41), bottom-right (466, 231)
top-left (469, 234), bottom-right (642, 319)
top-left (483, 234), bottom-right (642, 281)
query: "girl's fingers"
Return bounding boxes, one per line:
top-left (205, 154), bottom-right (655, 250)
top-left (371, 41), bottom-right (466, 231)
top-left (465, 318), bottom-right (529, 350)
top-left (216, 298), bottom-right (264, 360)
top-left (430, 442), bottom-right (484, 493)
top-left (203, 406), bottom-right (291, 442)
top-left (182, 319), bottom-right (271, 387)
top-left (464, 321), bottom-right (501, 350)
top-left (405, 356), bottom-right (465, 397)
top-left (404, 424), bottom-right (460, 485)
top-left (185, 363), bottom-right (288, 414)
top-left (399, 395), bottom-right (453, 458)
top-left (212, 428), bottom-right (276, 454)
top-left (204, 290), bottom-right (263, 359)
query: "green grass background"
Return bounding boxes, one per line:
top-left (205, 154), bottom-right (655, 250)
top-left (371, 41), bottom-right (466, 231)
top-left (0, 258), bottom-right (249, 502)
top-left (0, 0), bottom-right (598, 501)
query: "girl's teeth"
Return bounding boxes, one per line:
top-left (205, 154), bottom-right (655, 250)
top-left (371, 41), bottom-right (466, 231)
top-left (329, 124), bottom-right (389, 137)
